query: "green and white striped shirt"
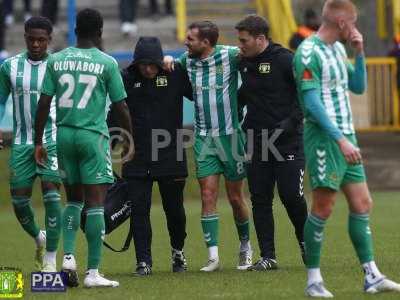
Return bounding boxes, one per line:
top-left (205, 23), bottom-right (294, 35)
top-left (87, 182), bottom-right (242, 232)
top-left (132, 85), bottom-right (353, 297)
top-left (179, 45), bottom-right (240, 136)
top-left (0, 52), bottom-right (56, 145)
top-left (293, 35), bottom-right (355, 135)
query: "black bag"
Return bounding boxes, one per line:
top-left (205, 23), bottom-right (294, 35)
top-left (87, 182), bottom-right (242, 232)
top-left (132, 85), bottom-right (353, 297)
top-left (80, 173), bottom-right (133, 252)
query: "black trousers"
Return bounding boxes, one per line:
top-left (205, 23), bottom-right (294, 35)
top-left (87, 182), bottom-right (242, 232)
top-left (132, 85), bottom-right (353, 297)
top-left (4, 0), bottom-right (31, 15)
top-left (120, 0), bottom-right (138, 23)
top-left (247, 143), bottom-right (308, 259)
top-left (127, 177), bottom-right (187, 265)
top-left (41, 0), bottom-right (59, 25)
top-left (149, 0), bottom-right (172, 14)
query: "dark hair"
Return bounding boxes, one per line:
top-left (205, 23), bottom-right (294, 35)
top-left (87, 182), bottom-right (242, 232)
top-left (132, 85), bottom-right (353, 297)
top-left (24, 16), bottom-right (53, 35)
top-left (188, 21), bottom-right (219, 47)
top-left (235, 14), bottom-right (269, 38)
top-left (75, 8), bottom-right (103, 39)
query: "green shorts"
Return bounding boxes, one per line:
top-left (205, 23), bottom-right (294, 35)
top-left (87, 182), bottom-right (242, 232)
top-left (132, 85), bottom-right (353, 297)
top-left (57, 127), bottom-right (113, 185)
top-left (194, 130), bottom-right (247, 181)
top-left (304, 124), bottom-right (366, 191)
top-left (9, 143), bottom-right (61, 189)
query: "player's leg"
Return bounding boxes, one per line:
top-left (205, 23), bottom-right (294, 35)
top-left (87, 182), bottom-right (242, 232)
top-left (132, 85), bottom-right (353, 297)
top-left (56, 127), bottom-right (83, 285)
top-left (9, 145), bottom-right (45, 270)
top-left (78, 130), bottom-right (118, 288)
top-left (303, 125), bottom-right (341, 298)
top-left (127, 178), bottom-right (153, 276)
top-left (194, 134), bottom-right (222, 271)
top-left (38, 143), bottom-right (63, 271)
top-left (219, 130), bottom-right (252, 270)
top-left (199, 175), bottom-right (220, 271)
top-left (247, 147), bottom-right (277, 271)
top-left (342, 180), bottom-right (400, 294)
top-left (61, 184), bottom-right (84, 287)
top-left (304, 188), bottom-right (336, 298)
top-left (40, 181), bottom-right (62, 272)
top-left (158, 178), bottom-right (187, 272)
top-left (275, 153), bottom-right (308, 264)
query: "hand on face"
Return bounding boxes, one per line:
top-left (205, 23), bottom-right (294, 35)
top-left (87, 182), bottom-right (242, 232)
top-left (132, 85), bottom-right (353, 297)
top-left (349, 27), bottom-right (364, 54)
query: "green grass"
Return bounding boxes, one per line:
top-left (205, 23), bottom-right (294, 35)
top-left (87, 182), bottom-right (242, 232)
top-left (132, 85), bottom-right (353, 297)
top-left (0, 148), bottom-right (400, 299)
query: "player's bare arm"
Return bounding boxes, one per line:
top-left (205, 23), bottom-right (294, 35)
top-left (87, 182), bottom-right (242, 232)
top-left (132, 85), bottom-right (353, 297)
top-left (33, 94), bottom-right (52, 166)
top-left (110, 100), bottom-right (134, 163)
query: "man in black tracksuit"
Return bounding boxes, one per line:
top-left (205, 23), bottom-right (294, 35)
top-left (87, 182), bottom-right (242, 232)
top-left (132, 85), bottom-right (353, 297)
top-left (108, 37), bottom-right (193, 276)
top-left (235, 15), bottom-right (308, 270)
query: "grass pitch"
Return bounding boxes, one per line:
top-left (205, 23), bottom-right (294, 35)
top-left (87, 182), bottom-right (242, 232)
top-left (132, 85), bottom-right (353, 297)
top-left (0, 148), bottom-right (399, 299)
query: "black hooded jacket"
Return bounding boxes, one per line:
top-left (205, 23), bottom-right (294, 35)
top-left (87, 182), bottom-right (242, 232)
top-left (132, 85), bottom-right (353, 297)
top-left (108, 37), bottom-right (193, 178)
top-left (238, 41), bottom-right (303, 151)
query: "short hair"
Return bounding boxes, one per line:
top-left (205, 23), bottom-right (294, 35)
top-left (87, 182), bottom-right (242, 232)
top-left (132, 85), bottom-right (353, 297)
top-left (24, 16), bottom-right (53, 35)
top-left (188, 21), bottom-right (219, 47)
top-left (75, 8), bottom-right (103, 39)
top-left (322, 0), bottom-right (357, 21)
top-left (235, 14), bottom-right (269, 38)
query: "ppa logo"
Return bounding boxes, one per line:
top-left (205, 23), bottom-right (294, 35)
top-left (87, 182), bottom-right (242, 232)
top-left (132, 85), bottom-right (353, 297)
top-left (31, 272), bottom-right (67, 292)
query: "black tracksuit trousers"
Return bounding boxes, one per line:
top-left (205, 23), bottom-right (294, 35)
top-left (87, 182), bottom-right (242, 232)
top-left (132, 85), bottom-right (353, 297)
top-left (127, 177), bottom-right (187, 265)
top-left (247, 142), bottom-right (308, 260)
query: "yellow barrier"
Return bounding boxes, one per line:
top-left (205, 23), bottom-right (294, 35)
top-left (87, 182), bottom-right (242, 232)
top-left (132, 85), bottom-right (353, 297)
top-left (352, 57), bottom-right (400, 131)
top-left (176, 0), bottom-right (187, 43)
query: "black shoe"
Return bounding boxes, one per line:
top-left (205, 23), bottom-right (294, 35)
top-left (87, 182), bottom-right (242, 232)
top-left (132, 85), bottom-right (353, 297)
top-left (134, 262), bottom-right (152, 276)
top-left (172, 249), bottom-right (187, 273)
top-left (248, 258), bottom-right (278, 271)
top-left (61, 269), bottom-right (79, 287)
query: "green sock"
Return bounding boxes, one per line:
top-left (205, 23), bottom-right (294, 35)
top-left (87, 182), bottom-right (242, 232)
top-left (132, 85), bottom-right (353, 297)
top-left (348, 213), bottom-right (374, 264)
top-left (12, 196), bottom-right (40, 238)
top-left (43, 191), bottom-right (62, 252)
top-left (304, 213), bottom-right (326, 268)
top-left (85, 207), bottom-right (105, 270)
top-left (63, 202), bottom-right (83, 255)
top-left (235, 219), bottom-right (250, 242)
top-left (201, 214), bottom-right (219, 247)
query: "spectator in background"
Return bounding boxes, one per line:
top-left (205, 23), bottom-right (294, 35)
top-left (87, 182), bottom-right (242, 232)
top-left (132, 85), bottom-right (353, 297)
top-left (0, 0), bottom-right (8, 59)
top-left (388, 34), bottom-right (400, 88)
top-left (120, 0), bottom-right (138, 36)
top-left (289, 9), bottom-right (320, 50)
top-left (4, 0), bottom-right (32, 26)
top-left (41, 0), bottom-right (59, 26)
top-left (150, 0), bottom-right (173, 16)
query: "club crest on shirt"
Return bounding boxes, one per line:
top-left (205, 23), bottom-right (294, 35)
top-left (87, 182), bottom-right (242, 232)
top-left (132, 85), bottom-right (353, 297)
top-left (156, 76), bottom-right (168, 87)
top-left (259, 63), bottom-right (271, 74)
top-left (216, 65), bottom-right (224, 75)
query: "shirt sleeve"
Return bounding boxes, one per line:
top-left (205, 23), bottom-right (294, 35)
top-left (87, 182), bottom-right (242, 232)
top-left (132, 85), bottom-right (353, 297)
top-left (41, 57), bottom-right (57, 96)
top-left (0, 61), bottom-right (11, 100)
top-left (106, 59), bottom-right (127, 103)
top-left (303, 88), bottom-right (344, 141)
top-left (347, 54), bottom-right (367, 94)
top-left (176, 53), bottom-right (187, 70)
top-left (293, 49), bottom-right (321, 91)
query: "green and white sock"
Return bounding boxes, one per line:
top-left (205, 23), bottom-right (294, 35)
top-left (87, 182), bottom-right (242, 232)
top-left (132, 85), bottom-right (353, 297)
top-left (304, 213), bottom-right (326, 269)
top-left (348, 213), bottom-right (374, 264)
top-left (201, 214), bottom-right (219, 259)
top-left (12, 196), bottom-right (40, 239)
top-left (235, 219), bottom-right (250, 252)
top-left (43, 190), bottom-right (62, 252)
top-left (63, 202), bottom-right (83, 255)
top-left (85, 207), bottom-right (105, 270)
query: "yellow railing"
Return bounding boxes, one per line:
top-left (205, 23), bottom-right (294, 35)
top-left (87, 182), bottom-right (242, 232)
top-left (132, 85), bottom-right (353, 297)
top-left (176, 0), bottom-right (187, 43)
top-left (352, 57), bottom-right (400, 131)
